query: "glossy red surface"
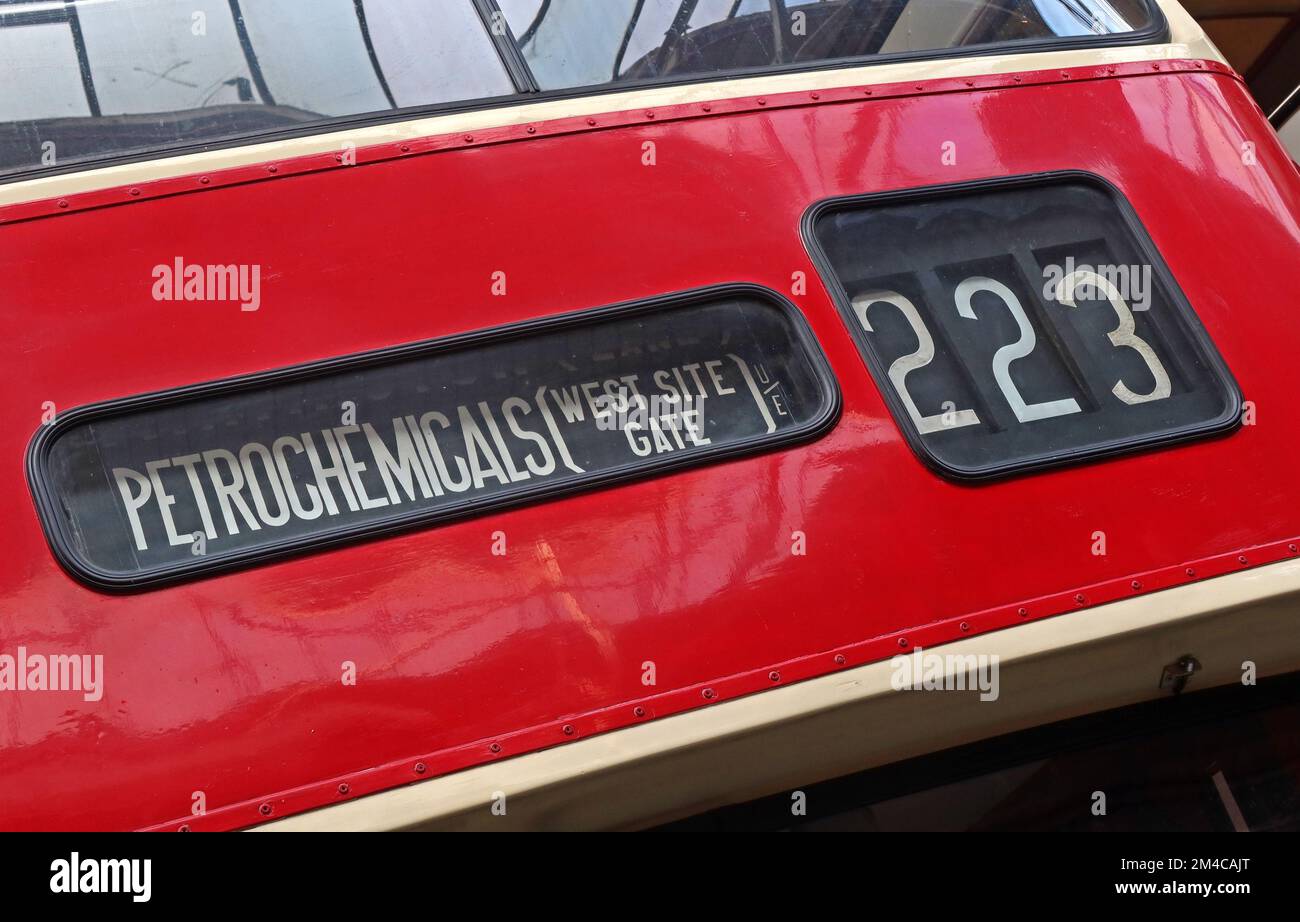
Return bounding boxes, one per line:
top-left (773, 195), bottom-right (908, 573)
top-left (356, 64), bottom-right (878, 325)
top-left (2, 60), bottom-right (1299, 831)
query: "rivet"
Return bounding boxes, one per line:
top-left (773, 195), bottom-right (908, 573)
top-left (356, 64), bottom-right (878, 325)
top-left (645, 110), bottom-right (655, 118)
top-left (810, 92), bottom-right (820, 100)
top-left (1238, 555), bottom-right (1248, 564)
top-left (338, 783), bottom-right (350, 795)
top-left (489, 743), bottom-right (501, 753)
top-left (267, 165), bottom-right (278, 173)
top-left (897, 637), bottom-right (908, 648)
top-left (768, 671), bottom-right (780, 682)
top-left (633, 706), bottom-right (645, 717)
top-left (1152, 63), bottom-right (1161, 71)
top-left (178, 824), bottom-right (191, 833)
top-left (959, 621), bottom-right (970, 632)
top-left (562, 724), bottom-right (575, 735)
top-left (57, 199), bottom-right (69, 208)
top-left (702, 688), bottom-right (716, 700)
top-left (1061, 71), bottom-right (1070, 79)
top-left (587, 117), bottom-right (596, 125)
top-left (864, 89), bottom-right (872, 96)
top-left (1013, 76), bottom-right (1022, 83)
top-left (1018, 607), bottom-right (1028, 617)
top-left (464, 134), bottom-right (474, 142)
top-left (128, 188), bottom-right (140, 196)
top-left (400, 144), bottom-right (410, 152)
top-left (701, 103), bottom-right (711, 112)
top-left (757, 97), bottom-right (766, 105)
top-left (914, 85), bottom-right (923, 91)
top-left (526, 125), bottom-right (536, 134)
top-left (200, 176), bottom-right (210, 184)
top-left (1074, 593), bottom-right (1086, 604)
top-left (965, 80), bottom-right (974, 87)
top-left (1288, 544), bottom-right (1297, 553)
top-left (414, 762), bottom-right (427, 774)
top-left (834, 654), bottom-right (846, 665)
top-left (259, 803), bottom-right (272, 816)
top-left (1131, 580), bottom-right (1141, 590)
top-left (1185, 568), bottom-right (1196, 577)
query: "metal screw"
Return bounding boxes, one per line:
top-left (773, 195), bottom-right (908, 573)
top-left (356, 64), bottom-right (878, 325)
top-left (178, 824), bottom-right (191, 833)
top-left (489, 743), bottom-right (501, 754)
top-left (834, 654), bottom-right (846, 665)
top-left (1075, 593), bottom-right (1086, 604)
top-left (959, 621), bottom-right (970, 632)
top-left (1132, 580), bottom-right (1141, 589)
top-left (414, 762), bottom-right (427, 775)
top-left (768, 671), bottom-right (780, 682)
top-left (562, 724), bottom-right (575, 735)
top-left (1018, 607), bottom-right (1028, 617)
top-left (898, 637), bottom-right (908, 648)
top-left (259, 803), bottom-right (272, 816)
top-left (1186, 568), bottom-right (1196, 576)
top-left (338, 783), bottom-right (350, 795)
top-left (702, 688), bottom-right (716, 700)
top-left (633, 706), bottom-right (645, 717)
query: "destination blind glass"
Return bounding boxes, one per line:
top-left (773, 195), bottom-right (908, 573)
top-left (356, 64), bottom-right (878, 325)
top-left (31, 288), bottom-right (835, 588)
top-left (807, 174), bottom-right (1240, 478)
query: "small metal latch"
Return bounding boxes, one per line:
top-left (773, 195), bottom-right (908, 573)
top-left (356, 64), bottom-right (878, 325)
top-left (1160, 655), bottom-right (1201, 694)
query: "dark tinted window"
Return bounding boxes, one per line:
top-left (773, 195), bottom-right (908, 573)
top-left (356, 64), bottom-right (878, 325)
top-left (664, 671), bottom-right (1300, 832)
top-left (499, 0), bottom-right (1157, 90)
top-left (0, 0), bottom-right (513, 176)
top-left (0, 0), bottom-right (1160, 178)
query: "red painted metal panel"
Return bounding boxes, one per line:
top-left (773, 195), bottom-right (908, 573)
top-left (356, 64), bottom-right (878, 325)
top-left (1, 60), bottom-right (1298, 830)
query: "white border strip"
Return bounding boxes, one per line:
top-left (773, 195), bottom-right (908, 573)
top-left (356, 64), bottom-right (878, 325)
top-left (256, 554), bottom-right (1300, 831)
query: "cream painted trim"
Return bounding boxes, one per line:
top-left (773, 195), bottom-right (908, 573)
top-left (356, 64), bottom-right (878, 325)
top-left (1, 1), bottom-right (1220, 210)
top-left (257, 554), bottom-right (1300, 831)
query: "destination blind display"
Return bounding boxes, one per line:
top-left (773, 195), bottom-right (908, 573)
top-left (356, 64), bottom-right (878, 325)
top-left (807, 175), bottom-right (1240, 478)
top-left (31, 290), bottom-right (835, 587)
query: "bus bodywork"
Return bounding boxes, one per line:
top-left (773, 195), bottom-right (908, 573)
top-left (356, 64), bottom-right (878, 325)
top-left (1, 0), bottom-right (1299, 830)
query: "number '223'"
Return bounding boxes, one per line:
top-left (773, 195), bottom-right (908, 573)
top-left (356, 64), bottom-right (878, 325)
top-left (852, 270), bottom-right (1171, 435)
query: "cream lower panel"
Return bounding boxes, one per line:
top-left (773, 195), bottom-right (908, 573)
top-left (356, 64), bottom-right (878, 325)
top-left (256, 555), bottom-right (1300, 832)
top-left (2, 1), bottom-right (1221, 209)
